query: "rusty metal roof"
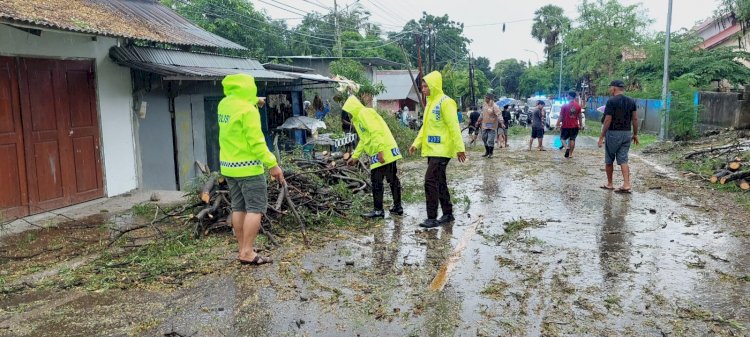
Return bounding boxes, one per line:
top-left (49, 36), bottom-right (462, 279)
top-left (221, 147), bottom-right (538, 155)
top-left (0, 0), bottom-right (245, 50)
top-left (110, 46), bottom-right (292, 81)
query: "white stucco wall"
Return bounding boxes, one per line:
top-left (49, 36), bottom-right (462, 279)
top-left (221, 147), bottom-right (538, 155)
top-left (0, 25), bottom-right (138, 196)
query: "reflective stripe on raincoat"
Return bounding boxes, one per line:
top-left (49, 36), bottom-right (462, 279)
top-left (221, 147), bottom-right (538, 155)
top-left (342, 95), bottom-right (402, 169)
top-left (218, 74), bottom-right (277, 177)
top-left (411, 71), bottom-right (465, 158)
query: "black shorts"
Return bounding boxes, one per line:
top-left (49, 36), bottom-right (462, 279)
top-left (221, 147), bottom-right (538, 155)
top-left (531, 127), bottom-right (545, 139)
top-left (560, 127), bottom-right (580, 140)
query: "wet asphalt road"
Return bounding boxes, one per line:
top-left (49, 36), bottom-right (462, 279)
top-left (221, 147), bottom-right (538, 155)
top-left (2, 136), bottom-right (749, 337)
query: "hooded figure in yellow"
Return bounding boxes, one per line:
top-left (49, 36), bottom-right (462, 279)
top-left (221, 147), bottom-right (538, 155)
top-left (408, 71), bottom-right (467, 228)
top-left (343, 95), bottom-right (403, 218)
top-left (218, 73), bottom-right (284, 266)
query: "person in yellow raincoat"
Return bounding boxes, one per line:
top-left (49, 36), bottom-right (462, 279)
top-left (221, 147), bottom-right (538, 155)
top-left (343, 95), bottom-right (403, 218)
top-left (218, 74), bottom-right (285, 266)
top-left (409, 71), bottom-right (467, 228)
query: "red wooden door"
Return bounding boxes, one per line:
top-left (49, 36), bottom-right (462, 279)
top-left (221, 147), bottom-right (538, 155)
top-left (17, 58), bottom-right (69, 212)
top-left (60, 60), bottom-right (103, 203)
top-left (15, 58), bottom-right (104, 215)
top-left (0, 57), bottom-right (29, 219)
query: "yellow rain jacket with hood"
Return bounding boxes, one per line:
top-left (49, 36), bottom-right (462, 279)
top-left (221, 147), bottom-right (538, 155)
top-left (218, 74), bottom-right (277, 178)
top-left (411, 71), bottom-right (465, 158)
top-left (342, 95), bottom-right (403, 169)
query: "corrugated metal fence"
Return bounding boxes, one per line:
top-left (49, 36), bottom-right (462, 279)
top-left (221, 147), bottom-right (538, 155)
top-left (585, 96), bottom-right (664, 134)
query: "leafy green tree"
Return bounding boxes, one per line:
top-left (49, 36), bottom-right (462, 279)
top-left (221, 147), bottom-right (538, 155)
top-left (493, 59), bottom-right (527, 98)
top-left (396, 13), bottom-right (471, 72)
top-left (474, 57), bottom-right (494, 83)
top-left (565, 0), bottom-right (650, 94)
top-left (160, 0), bottom-right (291, 60)
top-left (623, 31), bottom-right (750, 89)
top-left (531, 5), bottom-right (571, 64)
top-left (519, 65), bottom-right (554, 98)
top-left (329, 59), bottom-right (384, 103)
top-left (441, 63), bottom-right (489, 109)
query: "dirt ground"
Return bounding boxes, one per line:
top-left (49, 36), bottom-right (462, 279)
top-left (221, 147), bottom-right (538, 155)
top-left (1, 134), bottom-right (749, 337)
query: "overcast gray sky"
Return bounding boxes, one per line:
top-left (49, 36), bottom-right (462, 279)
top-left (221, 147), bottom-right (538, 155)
top-left (255, 0), bottom-right (719, 66)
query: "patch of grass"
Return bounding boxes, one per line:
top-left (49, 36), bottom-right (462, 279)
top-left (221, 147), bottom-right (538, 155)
top-left (495, 256), bottom-right (515, 267)
top-left (480, 280), bottom-right (509, 299)
top-left (131, 202), bottom-right (157, 218)
top-left (62, 229), bottom-right (224, 291)
top-left (338, 246), bottom-right (353, 257)
top-left (481, 218), bottom-right (547, 244)
top-left (508, 125), bottom-right (528, 137)
top-left (581, 119), bottom-right (602, 137)
top-left (636, 134), bottom-right (658, 148)
top-left (401, 182), bottom-right (423, 204)
top-left (604, 295), bottom-right (621, 310)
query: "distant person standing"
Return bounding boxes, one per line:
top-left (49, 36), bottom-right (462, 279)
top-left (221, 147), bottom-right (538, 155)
top-left (598, 80), bottom-right (639, 193)
top-left (556, 91), bottom-right (583, 158)
top-left (409, 71), bottom-right (466, 228)
top-left (476, 94), bottom-right (503, 158)
top-left (467, 105), bottom-right (481, 145)
top-left (498, 104), bottom-right (512, 148)
top-left (529, 100), bottom-right (546, 151)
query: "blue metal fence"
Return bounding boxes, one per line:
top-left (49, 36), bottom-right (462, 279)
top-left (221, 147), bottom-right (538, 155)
top-left (585, 96), bottom-right (664, 134)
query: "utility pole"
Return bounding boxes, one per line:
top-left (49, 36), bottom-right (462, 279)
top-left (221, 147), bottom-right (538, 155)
top-left (469, 54), bottom-right (476, 107)
top-left (415, 32), bottom-right (425, 106)
top-left (334, 0), bottom-right (342, 57)
top-left (427, 25), bottom-right (434, 72)
top-left (659, 0), bottom-right (673, 140)
top-left (558, 37), bottom-right (564, 99)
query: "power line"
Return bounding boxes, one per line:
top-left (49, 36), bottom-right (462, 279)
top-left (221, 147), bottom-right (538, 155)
top-left (256, 0), bottom-right (308, 17)
top-left (366, 0), bottom-right (409, 24)
top-left (302, 0), bottom-right (331, 11)
top-left (464, 17), bottom-right (534, 28)
top-left (176, 2), bottom-right (410, 52)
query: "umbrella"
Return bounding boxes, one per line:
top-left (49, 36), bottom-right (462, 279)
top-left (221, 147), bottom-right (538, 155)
top-left (278, 116), bottom-right (327, 132)
top-left (496, 97), bottom-right (513, 108)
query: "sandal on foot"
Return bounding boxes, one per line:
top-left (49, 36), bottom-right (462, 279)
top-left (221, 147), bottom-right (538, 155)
top-left (240, 255), bottom-right (273, 265)
top-left (600, 185), bottom-right (615, 190)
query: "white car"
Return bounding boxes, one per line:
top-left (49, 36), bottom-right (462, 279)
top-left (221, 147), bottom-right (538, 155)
top-left (547, 103), bottom-right (586, 130)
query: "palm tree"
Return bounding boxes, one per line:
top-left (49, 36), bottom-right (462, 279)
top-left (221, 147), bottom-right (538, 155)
top-left (531, 5), bottom-right (571, 64)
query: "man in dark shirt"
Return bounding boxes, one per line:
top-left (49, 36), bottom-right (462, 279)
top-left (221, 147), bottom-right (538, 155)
top-left (528, 100), bottom-right (546, 151)
top-left (498, 104), bottom-right (511, 148)
top-left (598, 80), bottom-right (639, 193)
top-left (467, 106), bottom-right (481, 145)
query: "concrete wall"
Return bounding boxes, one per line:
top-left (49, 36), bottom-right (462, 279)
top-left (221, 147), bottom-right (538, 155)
top-left (699, 91), bottom-right (750, 129)
top-left (0, 25), bottom-right (137, 196)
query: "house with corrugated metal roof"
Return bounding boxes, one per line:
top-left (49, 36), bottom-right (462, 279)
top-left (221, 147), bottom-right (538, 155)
top-left (0, 0), bottom-right (333, 219)
top-left (373, 70), bottom-right (421, 114)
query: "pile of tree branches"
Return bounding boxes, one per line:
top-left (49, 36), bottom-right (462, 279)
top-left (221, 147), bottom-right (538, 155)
top-left (710, 156), bottom-right (750, 190)
top-left (682, 139), bottom-right (750, 190)
top-left (191, 153), bottom-right (370, 245)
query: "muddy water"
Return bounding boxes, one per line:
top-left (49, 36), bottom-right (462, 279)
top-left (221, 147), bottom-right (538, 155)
top-left (2, 137), bottom-right (749, 337)
top-left (244, 137), bottom-right (749, 336)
